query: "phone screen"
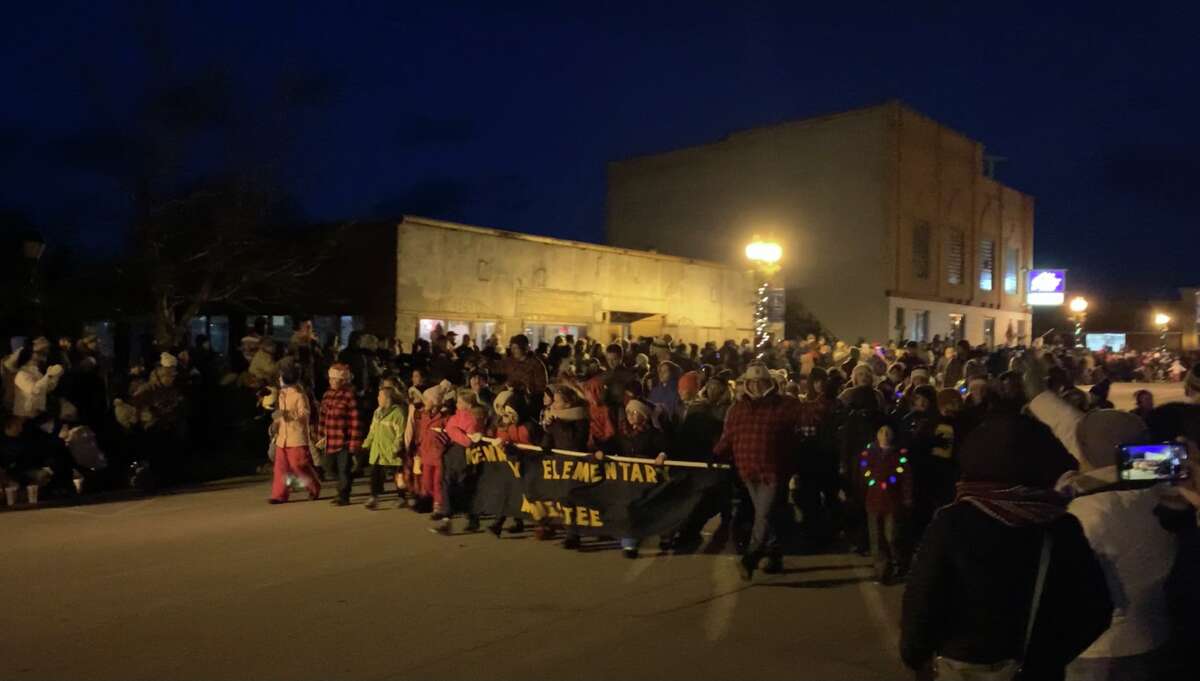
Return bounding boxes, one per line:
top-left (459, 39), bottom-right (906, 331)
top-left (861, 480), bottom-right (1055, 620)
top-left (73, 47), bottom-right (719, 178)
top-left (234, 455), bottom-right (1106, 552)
top-left (1116, 443), bottom-right (1190, 482)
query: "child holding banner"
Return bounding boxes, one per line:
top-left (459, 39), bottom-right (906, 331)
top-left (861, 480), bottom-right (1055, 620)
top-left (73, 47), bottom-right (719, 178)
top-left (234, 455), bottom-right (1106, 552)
top-left (486, 389), bottom-right (537, 537)
top-left (609, 399), bottom-right (668, 558)
top-left (437, 390), bottom-right (487, 534)
top-left (542, 386), bottom-right (589, 546)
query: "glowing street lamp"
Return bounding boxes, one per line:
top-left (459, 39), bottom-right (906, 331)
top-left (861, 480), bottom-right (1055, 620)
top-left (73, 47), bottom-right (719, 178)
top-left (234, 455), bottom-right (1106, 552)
top-left (745, 237), bottom-right (783, 355)
top-left (1068, 296), bottom-right (1089, 348)
top-left (745, 240), bottom-right (782, 273)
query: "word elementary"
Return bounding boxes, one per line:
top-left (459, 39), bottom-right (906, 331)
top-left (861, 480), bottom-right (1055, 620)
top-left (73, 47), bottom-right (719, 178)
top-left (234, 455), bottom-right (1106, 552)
top-left (466, 444), bottom-right (659, 484)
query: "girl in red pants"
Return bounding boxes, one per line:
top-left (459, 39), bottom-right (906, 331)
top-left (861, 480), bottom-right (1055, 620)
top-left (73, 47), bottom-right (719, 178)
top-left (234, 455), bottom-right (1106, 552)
top-left (268, 368), bottom-right (320, 503)
top-left (415, 382), bottom-right (454, 521)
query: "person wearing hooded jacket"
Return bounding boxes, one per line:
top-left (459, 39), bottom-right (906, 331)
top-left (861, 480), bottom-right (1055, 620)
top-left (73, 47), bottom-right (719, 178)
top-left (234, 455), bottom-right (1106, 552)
top-left (10, 338), bottom-right (65, 420)
top-left (901, 413), bottom-right (1113, 680)
top-left (646, 360), bottom-right (682, 424)
top-left (669, 375), bottom-right (733, 551)
top-left (714, 360), bottom-right (805, 580)
top-left (540, 385), bottom-right (590, 546)
top-left (486, 389), bottom-right (538, 537)
top-left (1023, 355), bottom-right (1187, 680)
top-left (603, 399), bottom-right (668, 558)
top-left (413, 380), bottom-right (455, 520)
top-left (361, 384), bottom-right (407, 510)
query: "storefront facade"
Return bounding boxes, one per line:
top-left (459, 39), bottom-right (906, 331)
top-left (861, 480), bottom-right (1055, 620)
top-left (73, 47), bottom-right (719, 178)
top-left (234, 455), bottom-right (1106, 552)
top-left (395, 216), bottom-right (754, 348)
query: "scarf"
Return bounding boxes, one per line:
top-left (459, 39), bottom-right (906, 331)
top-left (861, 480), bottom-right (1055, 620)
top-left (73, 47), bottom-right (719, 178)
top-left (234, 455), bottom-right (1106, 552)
top-left (955, 481), bottom-right (1068, 527)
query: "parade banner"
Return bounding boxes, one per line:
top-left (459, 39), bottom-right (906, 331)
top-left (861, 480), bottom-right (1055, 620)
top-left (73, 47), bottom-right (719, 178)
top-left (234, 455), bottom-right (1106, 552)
top-left (464, 441), bottom-right (729, 538)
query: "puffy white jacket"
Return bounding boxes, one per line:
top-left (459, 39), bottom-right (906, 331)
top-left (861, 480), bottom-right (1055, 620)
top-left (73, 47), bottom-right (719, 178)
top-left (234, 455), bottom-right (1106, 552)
top-left (1029, 390), bottom-right (1177, 658)
top-left (1066, 486), bottom-right (1176, 657)
top-left (12, 362), bottom-right (61, 418)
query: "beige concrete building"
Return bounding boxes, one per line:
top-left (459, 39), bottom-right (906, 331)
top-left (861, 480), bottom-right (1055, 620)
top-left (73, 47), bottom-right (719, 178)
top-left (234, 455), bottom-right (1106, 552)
top-left (394, 216), bottom-right (754, 347)
top-left (606, 101), bottom-right (1034, 347)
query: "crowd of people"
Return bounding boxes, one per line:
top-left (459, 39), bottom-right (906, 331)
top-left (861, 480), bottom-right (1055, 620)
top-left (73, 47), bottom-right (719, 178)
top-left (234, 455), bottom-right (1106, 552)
top-left (252, 326), bottom-right (1200, 680)
top-left (4, 319), bottom-right (1200, 679)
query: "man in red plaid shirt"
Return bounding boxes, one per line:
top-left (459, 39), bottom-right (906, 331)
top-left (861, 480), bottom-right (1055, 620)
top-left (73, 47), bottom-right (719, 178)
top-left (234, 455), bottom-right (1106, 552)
top-left (318, 363), bottom-right (364, 506)
top-left (714, 360), bottom-right (804, 580)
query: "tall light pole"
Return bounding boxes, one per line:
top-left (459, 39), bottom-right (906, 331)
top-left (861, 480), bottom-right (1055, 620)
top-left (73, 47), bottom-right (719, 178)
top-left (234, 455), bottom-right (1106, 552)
top-left (1154, 312), bottom-right (1171, 351)
top-left (1068, 296), bottom-right (1088, 348)
top-left (745, 238), bottom-right (782, 357)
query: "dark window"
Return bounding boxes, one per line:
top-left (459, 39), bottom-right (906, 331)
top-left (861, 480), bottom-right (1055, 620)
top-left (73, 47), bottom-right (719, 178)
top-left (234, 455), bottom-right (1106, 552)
top-left (913, 222), bottom-right (931, 280)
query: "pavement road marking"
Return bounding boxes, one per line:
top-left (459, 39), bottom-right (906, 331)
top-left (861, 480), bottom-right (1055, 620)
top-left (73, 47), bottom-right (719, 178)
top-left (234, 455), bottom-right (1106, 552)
top-left (704, 556), bottom-right (742, 641)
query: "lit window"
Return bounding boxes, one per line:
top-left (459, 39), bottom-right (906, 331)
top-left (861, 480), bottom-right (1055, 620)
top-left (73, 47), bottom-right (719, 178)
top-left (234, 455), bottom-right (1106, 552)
top-left (979, 240), bottom-right (994, 291)
top-left (1004, 247), bottom-right (1019, 295)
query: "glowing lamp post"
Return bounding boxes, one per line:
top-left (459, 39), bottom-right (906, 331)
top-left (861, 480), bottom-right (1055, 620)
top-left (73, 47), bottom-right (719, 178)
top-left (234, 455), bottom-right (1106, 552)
top-left (1154, 312), bottom-right (1171, 351)
top-left (1068, 296), bottom-right (1088, 348)
top-left (745, 238), bottom-right (782, 355)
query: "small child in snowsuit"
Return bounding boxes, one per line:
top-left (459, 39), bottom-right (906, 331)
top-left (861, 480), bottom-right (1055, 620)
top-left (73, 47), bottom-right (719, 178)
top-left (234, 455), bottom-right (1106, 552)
top-left (361, 385), bottom-right (407, 510)
top-left (858, 423), bottom-right (912, 583)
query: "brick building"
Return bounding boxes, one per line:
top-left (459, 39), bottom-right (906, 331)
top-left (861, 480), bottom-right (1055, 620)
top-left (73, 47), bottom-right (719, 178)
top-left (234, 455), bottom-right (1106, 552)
top-left (606, 101), bottom-right (1034, 347)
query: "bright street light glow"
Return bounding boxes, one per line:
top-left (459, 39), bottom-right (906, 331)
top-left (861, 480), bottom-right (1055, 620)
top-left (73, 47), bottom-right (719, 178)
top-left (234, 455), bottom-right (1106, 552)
top-left (1069, 296), bottom-right (1088, 313)
top-left (745, 240), bottom-right (782, 264)
top-left (1154, 312), bottom-right (1171, 327)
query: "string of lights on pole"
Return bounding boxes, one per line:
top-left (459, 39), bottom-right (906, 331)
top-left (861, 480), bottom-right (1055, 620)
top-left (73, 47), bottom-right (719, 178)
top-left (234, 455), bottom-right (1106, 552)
top-left (745, 237), bottom-right (782, 358)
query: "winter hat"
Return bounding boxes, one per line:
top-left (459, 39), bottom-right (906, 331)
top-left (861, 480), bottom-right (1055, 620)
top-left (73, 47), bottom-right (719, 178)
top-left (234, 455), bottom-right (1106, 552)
top-left (635, 353), bottom-right (650, 368)
top-left (677, 371), bottom-right (702, 397)
top-left (937, 387), bottom-right (964, 413)
top-left (742, 361), bottom-right (772, 382)
top-left (964, 359), bottom-right (988, 380)
top-left (910, 366), bottom-right (931, 381)
top-left (1076, 409), bottom-right (1148, 473)
top-left (842, 385), bottom-right (880, 411)
top-left (625, 399), bottom-right (652, 422)
top-left (407, 386), bottom-right (424, 406)
top-left (421, 379), bottom-right (455, 409)
top-left (328, 363), bottom-right (352, 382)
top-left (493, 389), bottom-right (519, 418)
top-left (912, 384), bottom-right (938, 407)
top-left (959, 413), bottom-right (1077, 488)
top-left (160, 352), bottom-right (178, 368)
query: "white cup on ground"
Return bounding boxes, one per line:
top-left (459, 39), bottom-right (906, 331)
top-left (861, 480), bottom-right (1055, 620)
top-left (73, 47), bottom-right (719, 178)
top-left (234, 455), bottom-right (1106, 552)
top-left (26, 485), bottom-right (39, 504)
top-left (3, 485), bottom-right (16, 506)
top-left (73, 478), bottom-right (84, 494)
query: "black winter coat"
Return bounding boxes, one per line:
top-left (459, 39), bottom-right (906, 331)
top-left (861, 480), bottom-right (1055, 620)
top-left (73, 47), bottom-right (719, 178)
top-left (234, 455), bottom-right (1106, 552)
top-left (540, 414), bottom-right (589, 453)
top-left (901, 503), bottom-right (1113, 680)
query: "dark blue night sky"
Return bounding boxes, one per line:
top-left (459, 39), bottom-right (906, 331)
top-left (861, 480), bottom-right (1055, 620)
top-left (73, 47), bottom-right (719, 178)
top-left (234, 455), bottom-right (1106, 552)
top-left (2, 2), bottom-right (1196, 298)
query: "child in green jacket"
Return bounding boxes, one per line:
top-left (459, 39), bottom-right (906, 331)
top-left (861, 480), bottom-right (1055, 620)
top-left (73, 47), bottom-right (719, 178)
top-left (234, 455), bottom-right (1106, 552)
top-left (363, 385), bottom-right (407, 510)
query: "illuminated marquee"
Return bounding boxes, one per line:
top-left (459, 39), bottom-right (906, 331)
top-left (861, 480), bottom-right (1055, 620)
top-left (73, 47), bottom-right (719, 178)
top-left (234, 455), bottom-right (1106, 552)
top-left (1027, 269), bottom-right (1066, 306)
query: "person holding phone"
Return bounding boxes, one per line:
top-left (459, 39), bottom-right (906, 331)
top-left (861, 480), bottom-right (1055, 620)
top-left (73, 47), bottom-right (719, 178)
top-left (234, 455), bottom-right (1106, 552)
top-left (1024, 353), bottom-right (1185, 680)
